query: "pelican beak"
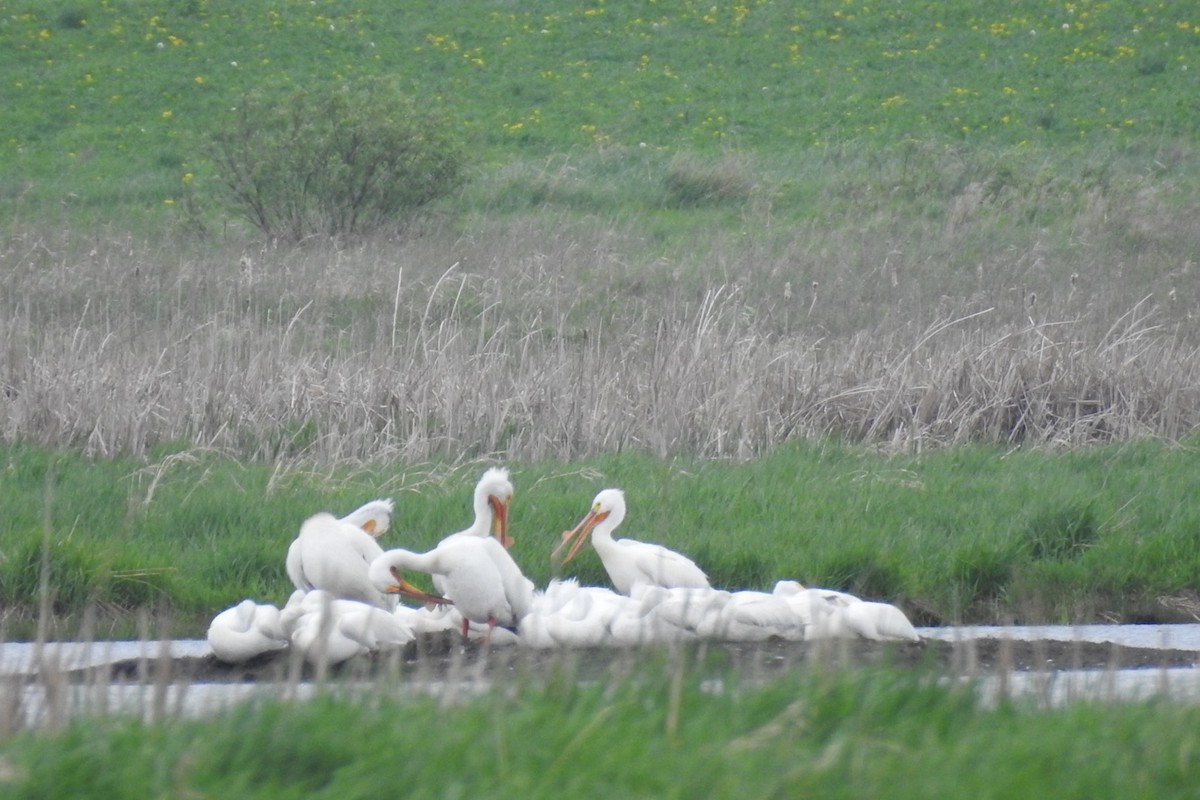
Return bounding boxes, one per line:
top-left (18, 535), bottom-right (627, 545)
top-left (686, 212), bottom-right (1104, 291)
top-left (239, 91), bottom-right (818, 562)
top-left (551, 508), bottom-right (607, 566)
top-left (385, 570), bottom-right (450, 606)
top-left (489, 495), bottom-right (513, 548)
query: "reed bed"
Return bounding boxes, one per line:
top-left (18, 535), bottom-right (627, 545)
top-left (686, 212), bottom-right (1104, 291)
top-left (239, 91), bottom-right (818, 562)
top-left (3, 212), bottom-right (1198, 466)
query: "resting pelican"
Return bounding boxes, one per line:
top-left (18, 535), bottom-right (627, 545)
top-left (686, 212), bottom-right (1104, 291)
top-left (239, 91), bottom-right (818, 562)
top-left (279, 590), bottom-right (415, 666)
top-left (633, 585), bottom-right (729, 631)
top-left (518, 579), bottom-right (636, 648)
top-left (554, 488), bottom-right (710, 595)
top-left (394, 599), bottom-right (522, 644)
top-left (206, 599), bottom-right (289, 664)
top-left (285, 499), bottom-right (397, 610)
top-left (370, 535), bottom-right (533, 638)
top-left (772, 580), bottom-right (920, 642)
top-left (607, 601), bottom-right (697, 645)
top-left (717, 589), bottom-right (807, 641)
top-left (624, 585), bottom-right (782, 641)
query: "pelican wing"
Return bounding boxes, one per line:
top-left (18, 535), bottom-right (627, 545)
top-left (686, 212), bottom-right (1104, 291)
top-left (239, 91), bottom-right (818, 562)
top-left (620, 539), bottom-right (710, 592)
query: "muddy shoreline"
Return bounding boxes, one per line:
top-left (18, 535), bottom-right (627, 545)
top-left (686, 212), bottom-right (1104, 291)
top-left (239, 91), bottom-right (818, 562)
top-left (29, 633), bottom-right (1200, 686)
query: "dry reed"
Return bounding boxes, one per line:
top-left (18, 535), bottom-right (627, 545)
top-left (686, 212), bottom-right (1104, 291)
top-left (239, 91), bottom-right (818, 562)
top-left (2, 216), bottom-right (1197, 466)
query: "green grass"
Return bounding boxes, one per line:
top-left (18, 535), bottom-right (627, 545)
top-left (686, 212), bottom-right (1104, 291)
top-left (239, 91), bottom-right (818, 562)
top-left (4, 438), bottom-right (1200, 636)
top-left (2, 664), bottom-right (1199, 798)
top-left (1, 0), bottom-right (1197, 227)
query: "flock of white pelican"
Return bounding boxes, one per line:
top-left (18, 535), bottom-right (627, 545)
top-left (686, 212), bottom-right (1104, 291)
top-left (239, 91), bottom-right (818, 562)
top-left (207, 467), bottom-right (921, 665)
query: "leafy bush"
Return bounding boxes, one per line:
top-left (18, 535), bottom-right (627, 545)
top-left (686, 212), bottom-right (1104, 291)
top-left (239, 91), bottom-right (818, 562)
top-left (206, 77), bottom-right (468, 241)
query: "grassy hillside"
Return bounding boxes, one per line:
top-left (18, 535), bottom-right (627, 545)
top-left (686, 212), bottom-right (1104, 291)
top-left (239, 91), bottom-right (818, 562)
top-left (2, 0), bottom-right (1197, 222)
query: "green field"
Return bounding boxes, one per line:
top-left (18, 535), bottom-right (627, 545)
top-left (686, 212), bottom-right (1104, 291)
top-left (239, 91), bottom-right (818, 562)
top-left (2, 0), bottom-right (1198, 227)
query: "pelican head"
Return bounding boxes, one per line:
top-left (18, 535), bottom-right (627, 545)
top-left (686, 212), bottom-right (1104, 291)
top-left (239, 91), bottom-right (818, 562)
top-left (553, 488), bottom-right (625, 566)
top-left (476, 467), bottom-right (514, 548)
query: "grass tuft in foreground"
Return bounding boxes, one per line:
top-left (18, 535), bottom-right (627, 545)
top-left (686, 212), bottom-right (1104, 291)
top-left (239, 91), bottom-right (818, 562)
top-left (2, 661), bottom-right (1198, 799)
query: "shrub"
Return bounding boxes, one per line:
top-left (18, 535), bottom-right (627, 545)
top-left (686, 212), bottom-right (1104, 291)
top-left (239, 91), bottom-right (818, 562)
top-left (662, 152), bottom-right (756, 208)
top-left (206, 77), bottom-right (468, 242)
top-left (57, 9), bottom-right (87, 29)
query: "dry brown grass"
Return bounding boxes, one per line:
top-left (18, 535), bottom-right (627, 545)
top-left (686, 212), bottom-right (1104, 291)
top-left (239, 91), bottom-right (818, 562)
top-left (2, 207), bottom-right (1197, 465)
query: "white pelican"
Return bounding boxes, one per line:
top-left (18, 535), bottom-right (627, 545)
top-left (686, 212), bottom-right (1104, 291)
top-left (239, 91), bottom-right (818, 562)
top-left (370, 535), bottom-right (533, 639)
top-left (397, 602), bottom-right (522, 645)
top-left (554, 488), bottom-right (711, 596)
top-left (336, 498), bottom-right (395, 537)
top-left (279, 590), bottom-right (415, 666)
top-left (406, 465), bottom-right (534, 637)
top-left (285, 499), bottom-right (397, 610)
top-left (518, 579), bottom-right (636, 648)
top-left (394, 602), bottom-right (461, 636)
top-left (772, 580), bottom-right (921, 642)
top-left (632, 585), bottom-right (730, 631)
top-left (607, 602), bottom-right (697, 646)
top-left (719, 589), bottom-right (807, 641)
top-left (442, 467), bottom-right (513, 547)
top-left (206, 599), bottom-right (289, 663)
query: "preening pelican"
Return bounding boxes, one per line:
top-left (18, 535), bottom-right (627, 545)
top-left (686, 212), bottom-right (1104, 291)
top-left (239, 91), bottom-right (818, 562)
top-left (206, 599), bottom-right (289, 663)
top-left (443, 467), bottom-right (513, 547)
top-left (370, 535), bottom-right (533, 638)
top-left (337, 499), bottom-right (395, 538)
top-left (772, 580), bottom-right (920, 642)
top-left (280, 590), bottom-right (415, 666)
top-left (554, 488), bottom-right (710, 595)
top-left (286, 499), bottom-right (397, 610)
top-left (403, 466), bottom-right (533, 637)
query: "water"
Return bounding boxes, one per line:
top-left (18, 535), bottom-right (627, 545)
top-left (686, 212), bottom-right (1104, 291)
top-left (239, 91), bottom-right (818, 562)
top-left (6, 623), bottom-right (1198, 675)
top-left (5, 624), bottom-right (1200, 724)
top-left (916, 623), bottom-right (1200, 650)
top-left (0, 639), bottom-right (213, 676)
